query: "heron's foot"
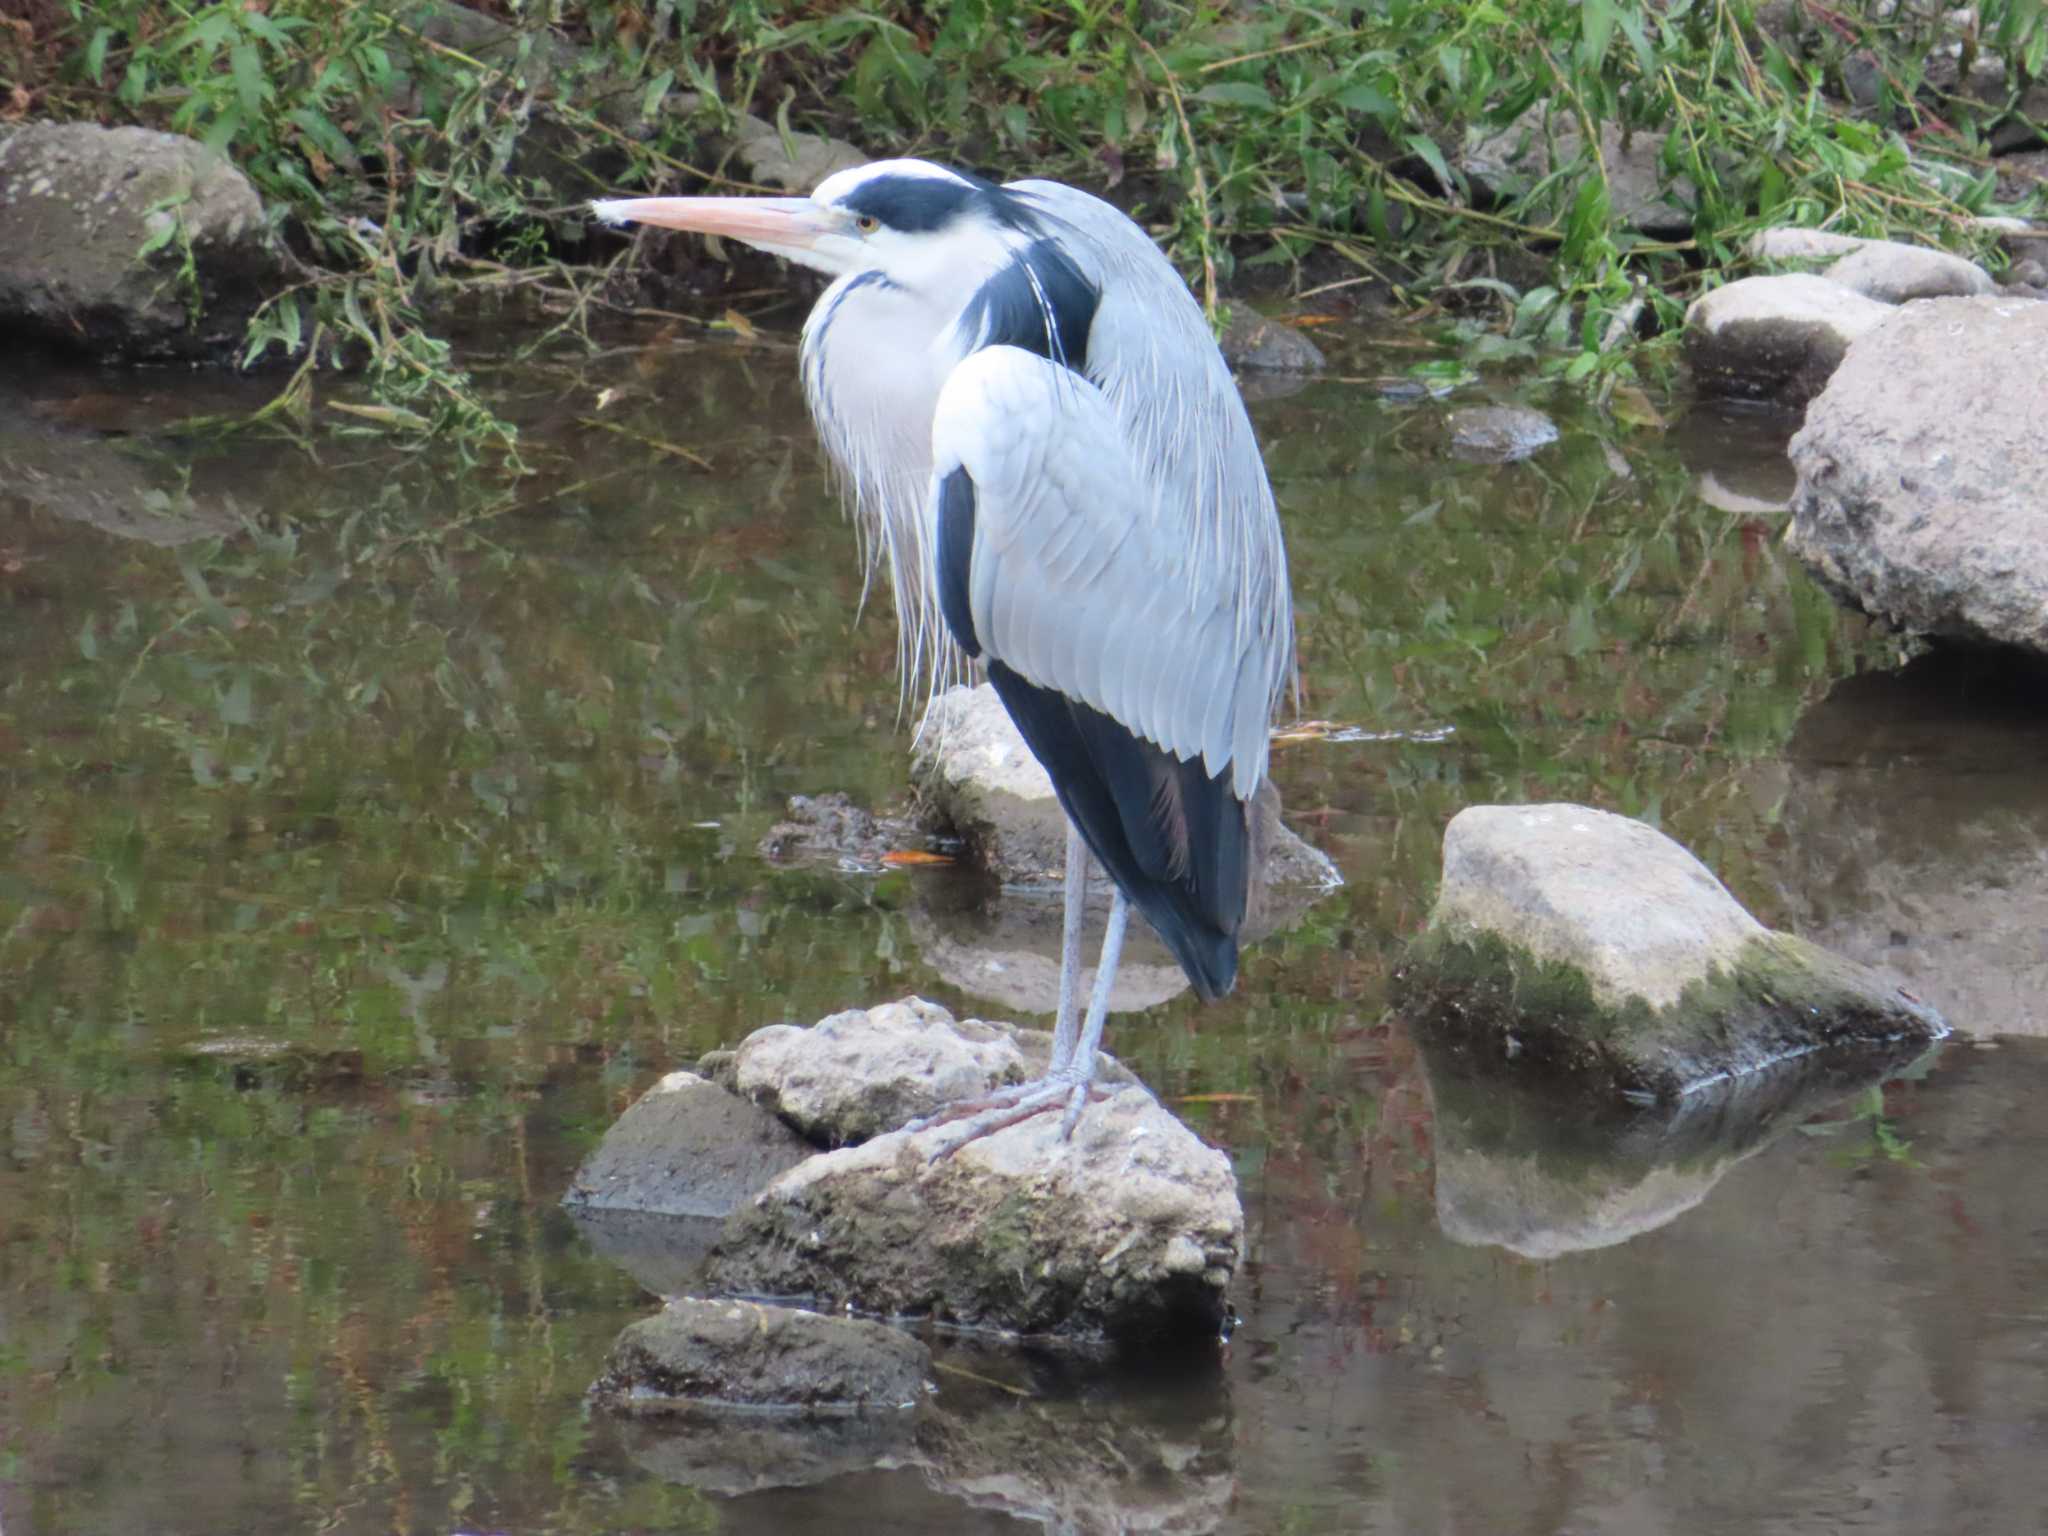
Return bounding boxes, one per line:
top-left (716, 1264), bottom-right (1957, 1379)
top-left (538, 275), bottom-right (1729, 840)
top-left (903, 1072), bottom-right (1109, 1159)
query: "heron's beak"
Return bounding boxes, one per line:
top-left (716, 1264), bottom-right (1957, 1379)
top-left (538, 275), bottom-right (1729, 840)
top-left (589, 195), bottom-right (848, 273)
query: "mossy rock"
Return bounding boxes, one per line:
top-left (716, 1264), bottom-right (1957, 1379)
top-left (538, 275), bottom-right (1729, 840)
top-left (1395, 926), bottom-right (1945, 1104)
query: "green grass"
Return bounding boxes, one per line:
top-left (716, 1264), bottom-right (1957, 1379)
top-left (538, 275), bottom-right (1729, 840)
top-left (19, 0), bottom-right (2048, 450)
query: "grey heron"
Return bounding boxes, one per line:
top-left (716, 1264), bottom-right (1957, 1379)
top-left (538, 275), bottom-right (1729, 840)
top-left (594, 159), bottom-right (1294, 1142)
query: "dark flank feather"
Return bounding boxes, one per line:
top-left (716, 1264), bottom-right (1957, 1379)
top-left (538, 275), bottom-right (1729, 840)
top-left (986, 660), bottom-right (1247, 1001)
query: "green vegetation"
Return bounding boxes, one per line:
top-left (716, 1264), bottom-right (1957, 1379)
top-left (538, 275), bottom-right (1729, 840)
top-left (10, 0), bottom-right (2046, 452)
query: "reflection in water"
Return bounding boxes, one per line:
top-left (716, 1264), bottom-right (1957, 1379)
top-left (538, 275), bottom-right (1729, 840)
top-left (1421, 1033), bottom-right (1937, 1258)
top-left (1768, 649), bottom-right (2048, 1036)
top-left (5, 330), bottom-right (2047, 1534)
top-left (608, 1344), bottom-right (1233, 1533)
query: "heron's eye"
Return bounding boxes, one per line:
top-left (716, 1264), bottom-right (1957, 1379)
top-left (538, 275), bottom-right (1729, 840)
top-left (855, 214), bottom-right (881, 234)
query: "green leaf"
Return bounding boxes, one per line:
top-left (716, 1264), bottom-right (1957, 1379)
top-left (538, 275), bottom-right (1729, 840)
top-left (1192, 81), bottom-right (1274, 110)
top-left (78, 615), bottom-right (98, 661)
top-left (1579, 0), bottom-right (1617, 72)
top-left (641, 67), bottom-right (674, 120)
top-left (85, 26), bottom-right (111, 86)
top-left (1404, 133), bottom-right (1457, 198)
top-left (231, 43), bottom-right (266, 117)
top-left (1334, 81), bottom-right (1395, 122)
top-left (218, 670), bottom-right (254, 728)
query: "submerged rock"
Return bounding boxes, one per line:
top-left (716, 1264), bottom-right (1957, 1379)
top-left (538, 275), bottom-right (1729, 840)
top-left (729, 996), bottom-right (1028, 1146)
top-left (563, 1069), bottom-right (813, 1216)
top-left (0, 123), bottom-right (292, 361)
top-left (705, 1077), bottom-right (1242, 1346)
top-left (592, 1296), bottom-right (929, 1413)
top-left (914, 682), bottom-right (1340, 893)
top-left (1787, 296), bottom-right (2048, 656)
top-left (1394, 803), bottom-right (1946, 1102)
top-left (1683, 273), bottom-right (1892, 405)
top-left (1220, 310), bottom-right (1327, 373)
top-left (1445, 405), bottom-right (1560, 464)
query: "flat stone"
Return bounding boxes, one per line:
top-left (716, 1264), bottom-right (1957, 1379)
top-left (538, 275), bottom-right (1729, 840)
top-left (1822, 241), bottom-right (1994, 302)
top-left (562, 1069), bottom-right (813, 1215)
top-left (0, 123), bottom-right (292, 361)
top-left (705, 1083), bottom-right (1242, 1346)
top-left (1683, 273), bottom-right (1894, 404)
top-left (591, 1297), bottom-right (929, 1412)
top-left (1395, 803), bottom-right (1946, 1102)
top-left (729, 997), bottom-right (1028, 1146)
top-left (1787, 296), bottom-right (2048, 654)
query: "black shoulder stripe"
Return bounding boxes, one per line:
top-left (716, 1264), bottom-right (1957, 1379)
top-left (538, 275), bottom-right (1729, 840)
top-left (960, 239), bottom-right (1099, 375)
top-left (935, 467), bottom-right (980, 658)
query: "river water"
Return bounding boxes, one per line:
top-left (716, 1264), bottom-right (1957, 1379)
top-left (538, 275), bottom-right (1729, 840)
top-left (3, 323), bottom-right (2044, 1535)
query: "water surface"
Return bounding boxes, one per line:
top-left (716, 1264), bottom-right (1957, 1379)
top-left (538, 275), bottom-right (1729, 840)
top-left (4, 326), bottom-right (2044, 1534)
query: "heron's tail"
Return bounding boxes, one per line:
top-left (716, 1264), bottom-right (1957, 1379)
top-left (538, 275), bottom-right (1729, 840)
top-left (986, 661), bottom-right (1247, 1002)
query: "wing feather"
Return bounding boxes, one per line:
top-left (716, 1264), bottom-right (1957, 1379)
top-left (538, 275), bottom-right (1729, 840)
top-left (930, 345), bottom-right (1281, 798)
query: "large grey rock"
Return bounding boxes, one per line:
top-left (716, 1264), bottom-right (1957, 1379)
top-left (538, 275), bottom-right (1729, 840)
top-left (0, 123), bottom-right (292, 360)
top-left (1395, 803), bottom-right (1946, 1102)
top-left (729, 997), bottom-right (1028, 1145)
top-left (1683, 273), bottom-right (1893, 404)
top-left (913, 683), bottom-right (1341, 893)
top-left (1822, 241), bottom-right (1994, 302)
top-left (563, 1069), bottom-right (813, 1215)
top-left (592, 1297), bottom-right (929, 1412)
top-left (706, 1082), bottom-right (1242, 1346)
top-left (1461, 110), bottom-right (1695, 235)
top-left (1787, 296), bottom-right (2048, 654)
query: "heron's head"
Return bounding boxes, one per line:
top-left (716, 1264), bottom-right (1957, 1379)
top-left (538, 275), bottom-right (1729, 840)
top-left (592, 159), bottom-right (1022, 295)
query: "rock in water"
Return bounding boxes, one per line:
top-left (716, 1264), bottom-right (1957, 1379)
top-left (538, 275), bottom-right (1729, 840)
top-left (705, 1085), bottom-right (1242, 1347)
top-left (1787, 296), bottom-right (2048, 657)
top-left (1446, 405), bottom-right (1560, 464)
top-left (0, 123), bottom-right (291, 361)
top-left (728, 997), bottom-right (1028, 1146)
top-left (1820, 242), bottom-right (1993, 303)
top-left (1395, 804), bottom-right (1946, 1102)
top-left (915, 682), bottom-right (1340, 892)
top-left (562, 1069), bottom-right (813, 1216)
top-left (592, 1297), bottom-right (929, 1412)
top-left (1682, 274), bottom-right (1892, 405)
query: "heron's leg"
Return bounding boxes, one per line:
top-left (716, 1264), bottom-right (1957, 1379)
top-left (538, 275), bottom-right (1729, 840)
top-left (1057, 891), bottom-right (1128, 1137)
top-left (914, 890), bottom-right (1129, 1156)
top-left (1047, 823), bottom-right (1090, 1074)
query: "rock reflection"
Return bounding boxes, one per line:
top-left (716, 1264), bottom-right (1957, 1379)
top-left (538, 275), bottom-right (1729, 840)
top-left (610, 1342), bottom-right (1235, 1532)
top-left (1422, 1033), bottom-right (1935, 1258)
top-left (1769, 649), bottom-right (2048, 1037)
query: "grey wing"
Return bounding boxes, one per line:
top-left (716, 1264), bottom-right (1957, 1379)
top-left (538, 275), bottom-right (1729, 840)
top-left (931, 345), bottom-right (1279, 799)
top-left (1005, 178), bottom-right (1294, 729)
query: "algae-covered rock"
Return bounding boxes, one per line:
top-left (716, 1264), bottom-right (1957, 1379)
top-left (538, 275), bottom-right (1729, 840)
top-left (1395, 804), bottom-right (1946, 1102)
top-left (704, 1084), bottom-right (1242, 1347)
top-left (592, 1296), bottom-right (929, 1413)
